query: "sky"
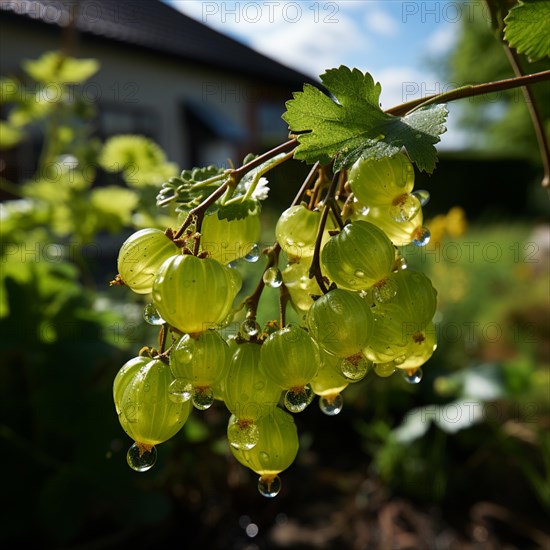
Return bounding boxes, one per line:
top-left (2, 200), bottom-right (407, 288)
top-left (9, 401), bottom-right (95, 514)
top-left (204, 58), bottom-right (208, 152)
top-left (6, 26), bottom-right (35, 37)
top-left (165, 1), bottom-right (482, 149)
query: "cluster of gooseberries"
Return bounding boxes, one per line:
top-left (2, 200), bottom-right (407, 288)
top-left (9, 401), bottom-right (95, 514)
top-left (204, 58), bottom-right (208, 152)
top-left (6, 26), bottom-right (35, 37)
top-left (111, 152), bottom-right (437, 497)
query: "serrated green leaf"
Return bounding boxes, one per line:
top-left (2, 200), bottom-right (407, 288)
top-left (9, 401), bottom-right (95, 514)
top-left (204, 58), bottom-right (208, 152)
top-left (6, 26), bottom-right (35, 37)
top-left (504, 0), bottom-right (550, 61)
top-left (216, 199), bottom-right (259, 221)
top-left (283, 65), bottom-right (447, 173)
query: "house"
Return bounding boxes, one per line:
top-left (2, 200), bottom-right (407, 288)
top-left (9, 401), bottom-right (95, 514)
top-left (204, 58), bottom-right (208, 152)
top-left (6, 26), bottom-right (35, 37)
top-left (0, 0), bottom-right (318, 179)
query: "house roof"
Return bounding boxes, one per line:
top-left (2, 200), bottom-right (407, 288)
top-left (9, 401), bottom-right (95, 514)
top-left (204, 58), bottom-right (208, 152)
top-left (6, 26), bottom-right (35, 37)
top-left (0, 0), bottom-right (319, 87)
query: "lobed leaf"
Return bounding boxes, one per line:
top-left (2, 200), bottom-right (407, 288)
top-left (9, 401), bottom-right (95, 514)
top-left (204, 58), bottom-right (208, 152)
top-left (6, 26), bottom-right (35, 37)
top-left (283, 66), bottom-right (447, 173)
top-left (504, 0), bottom-right (550, 61)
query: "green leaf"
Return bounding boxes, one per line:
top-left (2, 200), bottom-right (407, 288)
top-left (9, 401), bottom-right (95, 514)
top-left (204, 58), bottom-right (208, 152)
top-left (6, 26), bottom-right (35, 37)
top-left (23, 51), bottom-right (99, 84)
top-left (215, 199), bottom-right (259, 221)
top-left (157, 165), bottom-right (226, 208)
top-left (504, 0), bottom-right (550, 61)
top-left (283, 65), bottom-right (447, 173)
top-left (180, 165), bottom-right (225, 184)
top-left (89, 186), bottom-right (139, 232)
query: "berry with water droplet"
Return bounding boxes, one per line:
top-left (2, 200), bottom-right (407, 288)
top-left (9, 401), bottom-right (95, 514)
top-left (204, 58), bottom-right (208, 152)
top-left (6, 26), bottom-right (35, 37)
top-left (275, 204), bottom-right (334, 260)
top-left (152, 254), bottom-right (242, 334)
top-left (115, 358), bottom-right (191, 446)
top-left (227, 415), bottom-right (260, 450)
top-left (347, 153), bottom-right (415, 209)
top-left (200, 210), bottom-right (261, 264)
top-left (260, 326), bottom-right (320, 391)
top-left (321, 220), bottom-right (396, 291)
top-left (230, 408), bottom-right (299, 496)
top-left (223, 342), bottom-right (282, 421)
top-left (117, 228), bottom-right (179, 295)
top-left (307, 288), bottom-right (373, 358)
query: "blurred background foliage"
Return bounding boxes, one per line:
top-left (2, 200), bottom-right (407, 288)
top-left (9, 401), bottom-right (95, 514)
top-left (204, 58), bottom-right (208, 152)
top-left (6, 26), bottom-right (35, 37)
top-left (1, 8), bottom-right (549, 550)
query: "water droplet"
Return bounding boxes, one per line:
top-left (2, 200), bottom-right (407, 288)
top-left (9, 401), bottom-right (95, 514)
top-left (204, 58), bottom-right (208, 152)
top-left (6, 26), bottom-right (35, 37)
top-left (258, 474), bottom-right (281, 498)
top-left (244, 244), bottom-right (260, 263)
top-left (192, 387), bottom-right (214, 410)
top-left (358, 205), bottom-right (370, 217)
top-left (394, 256), bottom-right (407, 271)
top-left (176, 341), bottom-right (194, 364)
top-left (228, 417), bottom-right (259, 450)
top-left (374, 362), bottom-right (396, 377)
top-left (412, 226), bottom-right (431, 247)
top-left (259, 451), bottom-right (270, 465)
top-left (168, 378), bottom-right (193, 403)
top-left (389, 193), bottom-right (421, 223)
top-left (354, 269), bottom-right (365, 278)
top-left (127, 442), bottom-right (157, 472)
top-left (284, 385), bottom-right (314, 413)
top-left (373, 277), bottom-right (398, 303)
top-left (319, 394), bottom-right (343, 416)
top-left (240, 318), bottom-right (261, 340)
top-left (412, 189), bottom-right (430, 206)
top-left (143, 303), bottom-right (165, 325)
top-left (340, 354), bottom-right (370, 381)
top-left (263, 267), bottom-right (283, 288)
top-left (402, 368), bottom-right (423, 384)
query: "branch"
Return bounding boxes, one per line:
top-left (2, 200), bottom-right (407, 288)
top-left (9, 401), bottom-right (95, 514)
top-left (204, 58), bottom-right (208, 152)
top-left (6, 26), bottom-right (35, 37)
top-left (386, 70), bottom-right (550, 117)
top-left (309, 171), bottom-right (340, 294)
top-left (502, 48), bottom-right (550, 189)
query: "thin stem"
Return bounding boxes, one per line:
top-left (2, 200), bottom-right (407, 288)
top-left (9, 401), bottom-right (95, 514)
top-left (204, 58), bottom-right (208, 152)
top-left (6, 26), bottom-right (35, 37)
top-left (294, 161), bottom-right (320, 208)
top-left (232, 138), bottom-right (298, 184)
top-left (502, 48), bottom-right (550, 189)
top-left (279, 283), bottom-right (290, 328)
top-left (241, 150), bottom-right (296, 201)
top-left (243, 244), bottom-right (281, 320)
top-left (158, 325), bottom-right (167, 354)
top-left (386, 70), bottom-right (550, 117)
top-left (329, 201), bottom-right (345, 229)
top-left (309, 171), bottom-right (341, 294)
top-left (174, 181), bottom-right (229, 239)
top-left (239, 162), bottom-right (321, 321)
top-left (340, 192), bottom-right (356, 222)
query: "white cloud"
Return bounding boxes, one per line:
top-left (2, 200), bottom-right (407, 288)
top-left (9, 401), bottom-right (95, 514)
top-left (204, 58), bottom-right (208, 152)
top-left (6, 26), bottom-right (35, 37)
top-left (425, 25), bottom-right (458, 54)
top-left (365, 9), bottom-right (398, 37)
top-left (250, 16), bottom-right (371, 79)
top-left (168, 1), bottom-right (371, 78)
